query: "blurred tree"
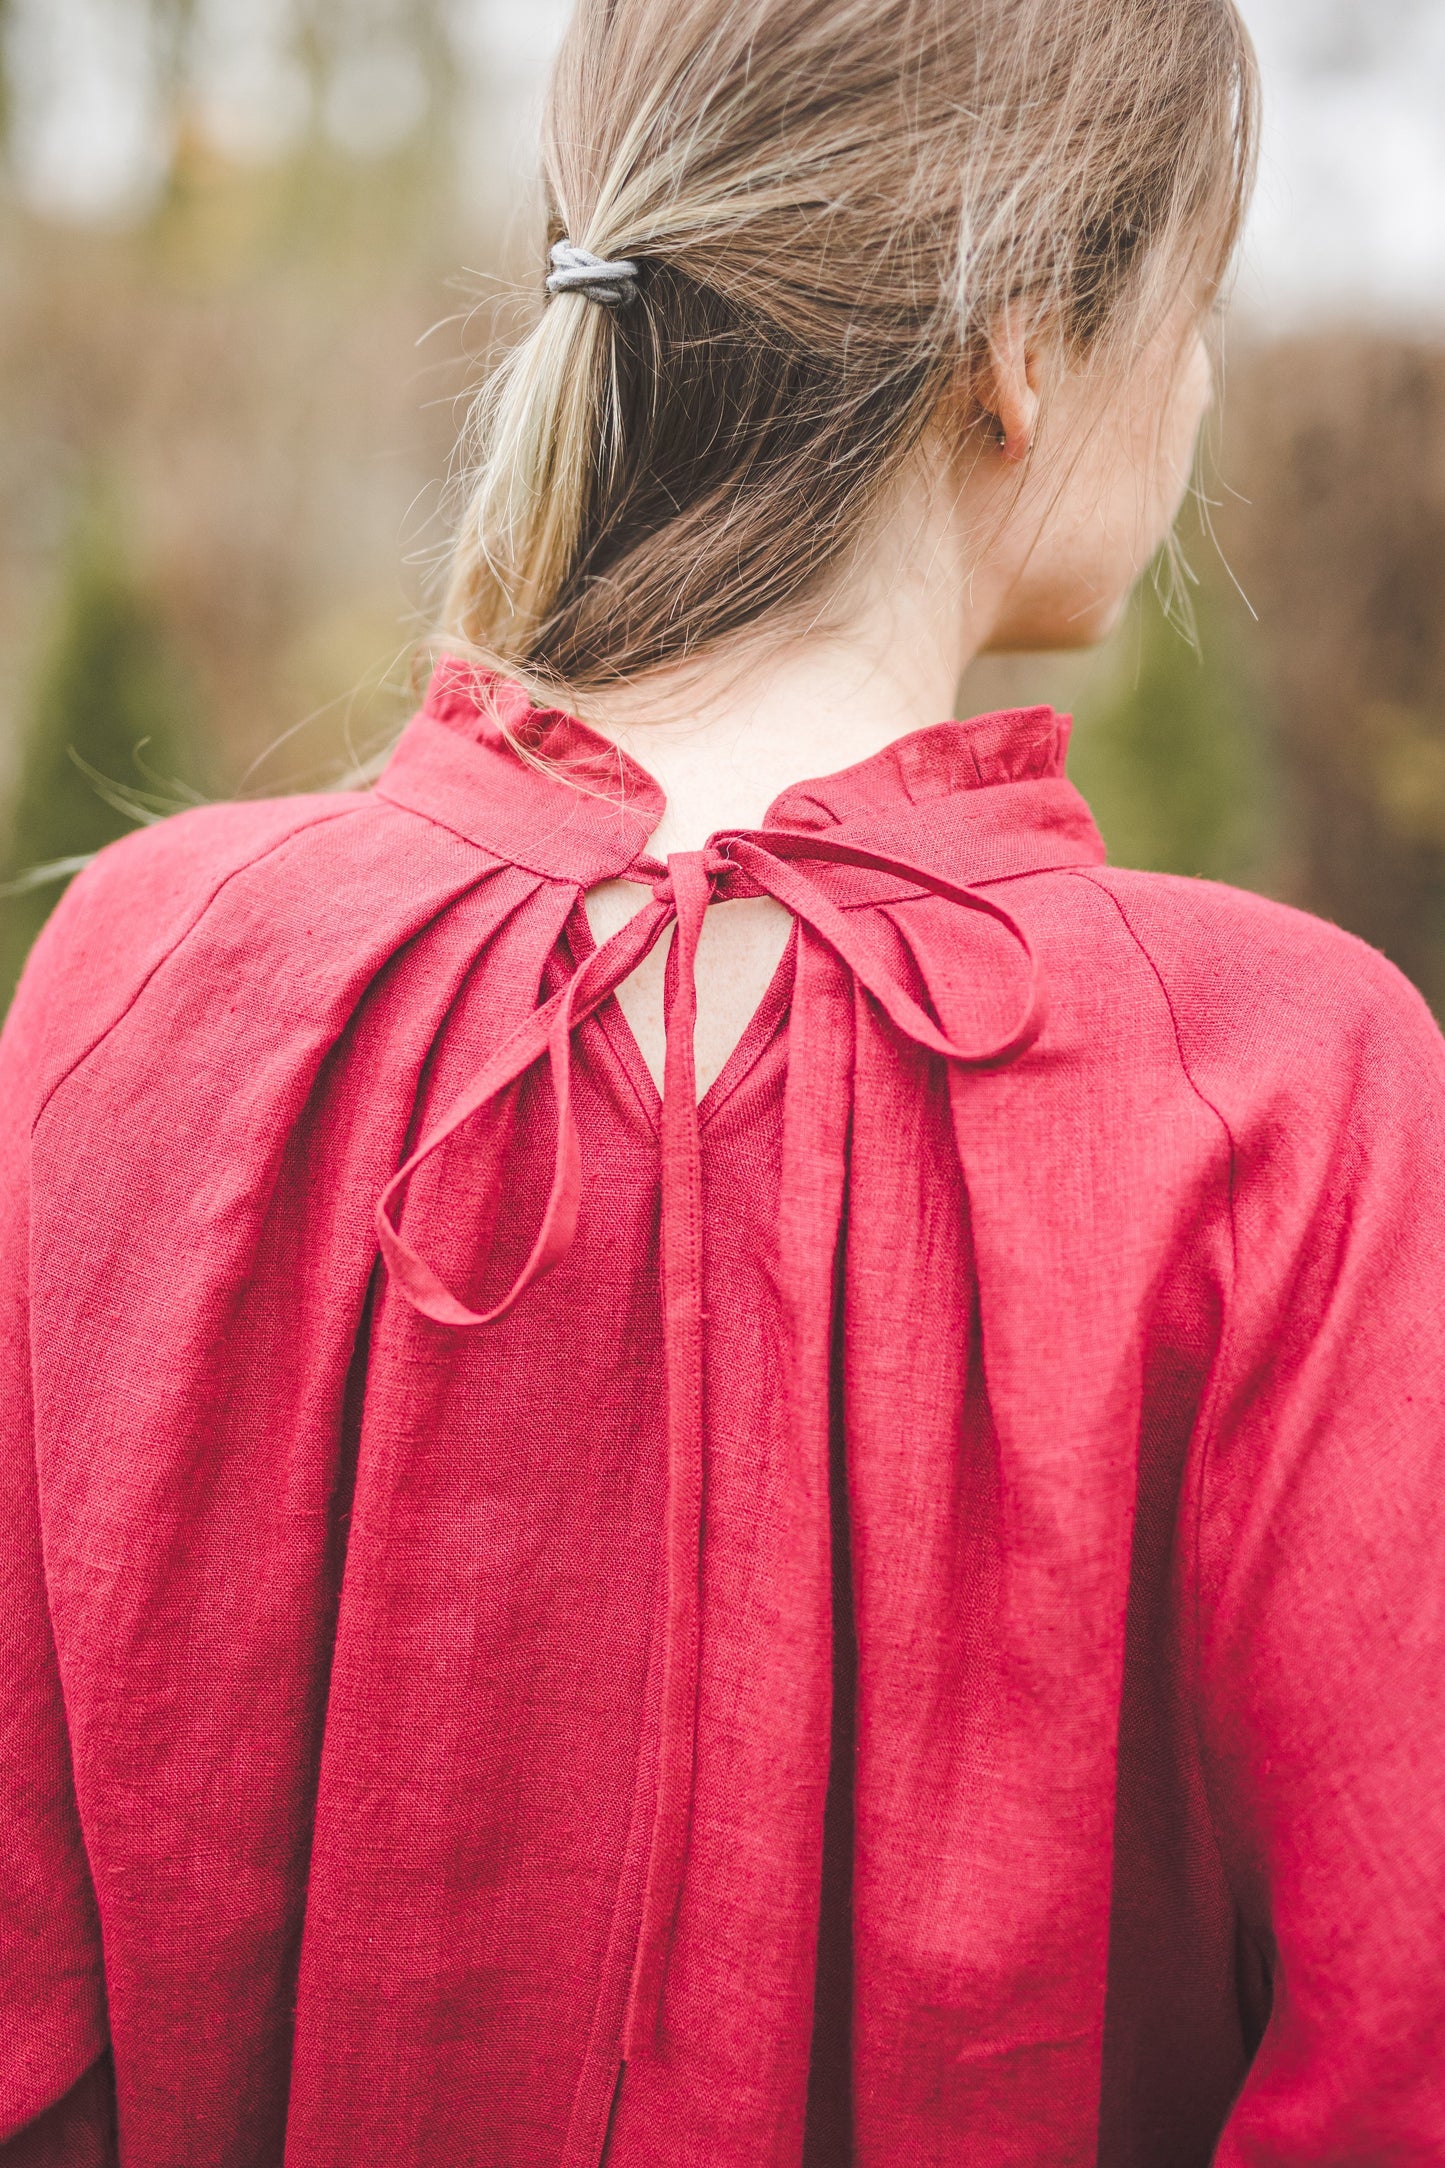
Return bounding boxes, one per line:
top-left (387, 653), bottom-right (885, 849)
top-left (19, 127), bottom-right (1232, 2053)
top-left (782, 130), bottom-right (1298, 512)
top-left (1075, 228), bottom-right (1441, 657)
top-left (1069, 573), bottom-right (1282, 890)
top-left (160, 0), bottom-right (460, 173)
top-left (296, 0), bottom-right (460, 113)
top-left (150, 0), bottom-right (200, 93)
top-left (1218, 334), bottom-right (1445, 1012)
top-left (0, 495), bottom-right (200, 1010)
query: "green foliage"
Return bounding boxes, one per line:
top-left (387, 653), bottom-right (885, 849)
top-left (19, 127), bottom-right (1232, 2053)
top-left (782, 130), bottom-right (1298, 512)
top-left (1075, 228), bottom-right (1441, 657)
top-left (1068, 576), bottom-right (1281, 891)
top-left (0, 499), bottom-right (200, 1010)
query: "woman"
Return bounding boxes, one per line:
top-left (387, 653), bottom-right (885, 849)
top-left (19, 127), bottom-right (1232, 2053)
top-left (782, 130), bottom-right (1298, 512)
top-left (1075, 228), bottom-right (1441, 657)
top-left (3, 0), bottom-right (1443, 2162)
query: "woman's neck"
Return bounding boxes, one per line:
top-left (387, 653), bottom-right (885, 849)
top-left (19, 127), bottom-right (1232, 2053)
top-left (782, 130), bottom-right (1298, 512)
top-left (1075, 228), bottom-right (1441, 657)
top-left (574, 451), bottom-right (1015, 1093)
top-left (575, 458), bottom-right (1008, 857)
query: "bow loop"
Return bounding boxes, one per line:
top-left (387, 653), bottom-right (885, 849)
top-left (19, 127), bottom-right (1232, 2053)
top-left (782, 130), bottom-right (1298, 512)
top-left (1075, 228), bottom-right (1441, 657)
top-left (714, 828), bottom-right (1045, 1070)
top-left (374, 888), bottom-right (673, 1329)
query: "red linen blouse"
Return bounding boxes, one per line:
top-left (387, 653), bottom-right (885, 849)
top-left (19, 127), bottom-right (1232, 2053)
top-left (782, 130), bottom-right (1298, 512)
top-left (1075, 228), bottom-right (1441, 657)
top-left (2, 659), bottom-right (1444, 2168)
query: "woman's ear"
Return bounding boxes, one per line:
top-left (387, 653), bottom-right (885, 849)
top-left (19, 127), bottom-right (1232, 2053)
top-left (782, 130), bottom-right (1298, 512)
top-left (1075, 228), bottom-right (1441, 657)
top-left (982, 320), bottom-right (1043, 464)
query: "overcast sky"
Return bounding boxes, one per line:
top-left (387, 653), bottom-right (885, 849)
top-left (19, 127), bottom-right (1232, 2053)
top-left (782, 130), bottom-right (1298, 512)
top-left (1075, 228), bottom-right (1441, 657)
top-left (7, 0), bottom-right (1445, 326)
top-left (1235, 0), bottom-right (1445, 323)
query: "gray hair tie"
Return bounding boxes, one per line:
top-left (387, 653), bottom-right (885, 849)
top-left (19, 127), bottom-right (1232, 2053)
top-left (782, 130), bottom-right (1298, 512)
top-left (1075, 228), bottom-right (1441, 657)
top-left (546, 239), bottom-right (640, 308)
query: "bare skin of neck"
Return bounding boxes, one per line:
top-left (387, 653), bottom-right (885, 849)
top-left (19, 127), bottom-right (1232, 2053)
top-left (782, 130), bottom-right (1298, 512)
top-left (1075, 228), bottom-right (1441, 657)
top-left (579, 454), bottom-right (1008, 1096)
top-left (578, 314), bottom-right (1211, 1092)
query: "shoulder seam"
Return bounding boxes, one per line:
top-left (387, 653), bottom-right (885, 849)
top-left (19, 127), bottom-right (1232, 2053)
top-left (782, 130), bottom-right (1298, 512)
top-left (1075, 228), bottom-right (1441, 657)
top-left (1067, 870), bottom-right (1240, 1171)
top-left (1068, 866), bottom-right (1251, 1922)
top-left (32, 797), bottom-right (366, 1130)
top-left (372, 782), bottom-right (523, 874)
top-left (374, 778), bottom-right (606, 890)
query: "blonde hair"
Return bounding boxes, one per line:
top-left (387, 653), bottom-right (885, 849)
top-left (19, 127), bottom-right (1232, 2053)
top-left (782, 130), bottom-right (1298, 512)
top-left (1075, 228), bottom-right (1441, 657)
top-left (444, 0), bottom-right (1258, 697)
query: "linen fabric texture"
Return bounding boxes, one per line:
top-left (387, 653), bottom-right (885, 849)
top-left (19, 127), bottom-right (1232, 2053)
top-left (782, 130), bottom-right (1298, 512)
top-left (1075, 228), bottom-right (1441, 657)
top-left (2, 660), bottom-right (1444, 2167)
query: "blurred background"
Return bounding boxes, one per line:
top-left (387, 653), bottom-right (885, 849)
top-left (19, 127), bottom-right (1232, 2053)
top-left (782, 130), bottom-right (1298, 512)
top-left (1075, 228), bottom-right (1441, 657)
top-left (1, 0), bottom-right (1444, 1011)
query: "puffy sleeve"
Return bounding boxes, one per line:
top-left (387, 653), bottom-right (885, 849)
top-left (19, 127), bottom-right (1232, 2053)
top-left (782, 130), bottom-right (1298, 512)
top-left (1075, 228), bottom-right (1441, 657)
top-left (0, 916), bottom-right (112, 2159)
top-left (1193, 947), bottom-right (1445, 2162)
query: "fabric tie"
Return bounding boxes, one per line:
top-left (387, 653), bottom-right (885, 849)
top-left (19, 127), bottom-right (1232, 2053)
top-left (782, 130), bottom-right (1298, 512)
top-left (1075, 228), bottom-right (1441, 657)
top-left (375, 827), bottom-right (1047, 2059)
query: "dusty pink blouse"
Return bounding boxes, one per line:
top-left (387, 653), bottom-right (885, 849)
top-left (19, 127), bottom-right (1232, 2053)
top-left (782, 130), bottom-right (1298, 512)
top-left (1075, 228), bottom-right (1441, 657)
top-left (2, 659), bottom-right (1444, 2168)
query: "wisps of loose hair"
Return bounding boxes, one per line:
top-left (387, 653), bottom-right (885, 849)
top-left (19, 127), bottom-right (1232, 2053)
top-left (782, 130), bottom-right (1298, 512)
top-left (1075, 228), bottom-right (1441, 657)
top-left (443, 0), bottom-right (1259, 699)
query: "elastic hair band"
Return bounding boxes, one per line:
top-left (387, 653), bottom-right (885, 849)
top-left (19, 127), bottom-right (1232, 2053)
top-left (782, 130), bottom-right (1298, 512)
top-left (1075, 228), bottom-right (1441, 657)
top-left (546, 239), bottom-right (640, 309)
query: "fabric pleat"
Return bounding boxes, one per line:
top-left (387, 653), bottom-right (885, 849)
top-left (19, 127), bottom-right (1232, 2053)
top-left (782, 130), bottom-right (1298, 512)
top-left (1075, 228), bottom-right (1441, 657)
top-left (375, 829), bottom-right (1043, 2060)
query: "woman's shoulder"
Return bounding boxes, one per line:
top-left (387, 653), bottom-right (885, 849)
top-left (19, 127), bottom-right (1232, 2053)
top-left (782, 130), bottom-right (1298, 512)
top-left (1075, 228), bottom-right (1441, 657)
top-left (46, 789), bottom-right (371, 964)
top-left (1067, 862), bottom-right (1445, 1129)
top-left (4, 795), bottom-right (358, 1088)
top-left (2, 783), bottom-right (485, 1121)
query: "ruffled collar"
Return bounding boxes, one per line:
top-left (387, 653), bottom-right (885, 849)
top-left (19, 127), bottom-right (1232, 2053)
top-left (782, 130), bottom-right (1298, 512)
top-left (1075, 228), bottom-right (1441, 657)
top-left (375, 657), bottom-right (1104, 888)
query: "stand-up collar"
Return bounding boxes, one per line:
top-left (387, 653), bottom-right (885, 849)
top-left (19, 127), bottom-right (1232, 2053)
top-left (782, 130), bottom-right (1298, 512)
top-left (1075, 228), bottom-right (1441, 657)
top-left (375, 659), bottom-right (1105, 888)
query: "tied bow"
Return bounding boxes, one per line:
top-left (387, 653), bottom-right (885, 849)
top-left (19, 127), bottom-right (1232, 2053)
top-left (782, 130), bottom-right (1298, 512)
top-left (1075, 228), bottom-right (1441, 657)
top-left (375, 826), bottom-right (1045, 2059)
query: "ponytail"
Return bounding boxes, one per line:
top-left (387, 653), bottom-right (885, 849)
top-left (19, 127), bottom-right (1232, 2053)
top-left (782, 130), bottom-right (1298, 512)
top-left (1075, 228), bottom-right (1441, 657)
top-left (447, 273), bottom-right (618, 662)
top-left (444, 0), bottom-right (1258, 700)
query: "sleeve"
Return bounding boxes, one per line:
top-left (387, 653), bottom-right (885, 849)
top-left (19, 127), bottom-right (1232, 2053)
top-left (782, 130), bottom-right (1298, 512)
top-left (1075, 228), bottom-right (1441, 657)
top-left (0, 932), bottom-right (112, 2156)
top-left (1194, 958), bottom-right (1445, 2163)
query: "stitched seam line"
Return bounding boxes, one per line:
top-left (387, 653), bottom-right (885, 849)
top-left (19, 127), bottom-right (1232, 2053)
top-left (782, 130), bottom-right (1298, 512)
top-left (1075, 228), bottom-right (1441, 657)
top-left (1069, 867), bottom-right (1248, 1925)
top-left (375, 779), bottom-right (648, 887)
top-left (32, 799), bottom-right (367, 1131)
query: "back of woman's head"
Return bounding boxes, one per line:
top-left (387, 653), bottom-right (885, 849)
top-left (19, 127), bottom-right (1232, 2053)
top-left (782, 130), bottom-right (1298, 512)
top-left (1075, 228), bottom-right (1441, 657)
top-left (445, 0), bottom-right (1258, 696)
